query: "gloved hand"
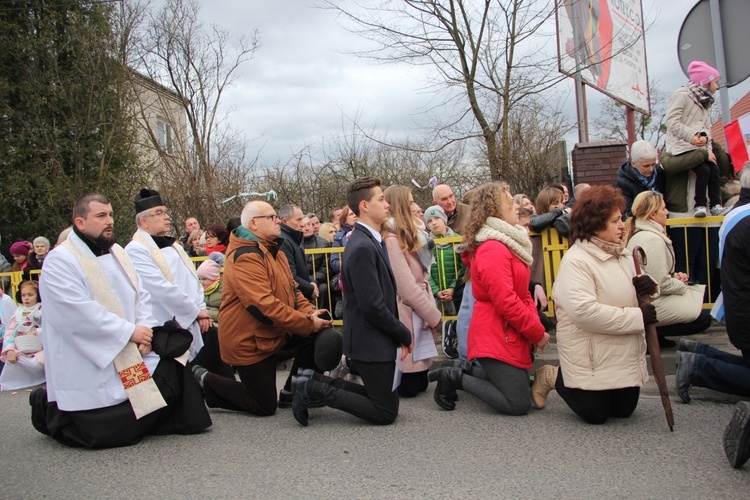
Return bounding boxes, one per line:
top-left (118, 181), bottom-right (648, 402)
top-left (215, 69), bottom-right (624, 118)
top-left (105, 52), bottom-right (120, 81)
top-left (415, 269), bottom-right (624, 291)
top-left (639, 303), bottom-right (658, 325)
top-left (633, 275), bottom-right (656, 296)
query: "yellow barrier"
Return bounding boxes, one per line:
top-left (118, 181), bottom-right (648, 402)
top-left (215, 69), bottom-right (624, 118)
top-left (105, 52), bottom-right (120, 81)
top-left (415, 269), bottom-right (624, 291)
top-left (5, 218), bottom-right (723, 322)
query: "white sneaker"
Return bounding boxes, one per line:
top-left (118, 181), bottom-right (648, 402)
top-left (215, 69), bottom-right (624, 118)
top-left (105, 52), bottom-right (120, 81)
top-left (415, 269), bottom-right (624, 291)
top-left (711, 205), bottom-right (730, 216)
top-left (694, 206), bottom-right (708, 218)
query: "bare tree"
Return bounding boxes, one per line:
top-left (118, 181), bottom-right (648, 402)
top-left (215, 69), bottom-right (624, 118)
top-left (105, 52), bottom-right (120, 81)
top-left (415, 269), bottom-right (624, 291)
top-left (592, 80), bottom-right (668, 148)
top-left (323, 0), bottom-right (577, 181)
top-left (126, 0), bottom-right (261, 228)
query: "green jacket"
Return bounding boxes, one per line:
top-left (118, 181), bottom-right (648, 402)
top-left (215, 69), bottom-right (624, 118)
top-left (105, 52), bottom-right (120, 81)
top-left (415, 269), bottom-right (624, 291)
top-left (428, 232), bottom-right (463, 297)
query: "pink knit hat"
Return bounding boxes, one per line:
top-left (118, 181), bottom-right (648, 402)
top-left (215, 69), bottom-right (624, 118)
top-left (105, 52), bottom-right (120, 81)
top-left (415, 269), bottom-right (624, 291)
top-left (197, 259), bottom-right (221, 282)
top-left (688, 61), bottom-right (719, 86)
top-left (197, 252), bottom-right (224, 282)
top-left (10, 241), bottom-right (32, 256)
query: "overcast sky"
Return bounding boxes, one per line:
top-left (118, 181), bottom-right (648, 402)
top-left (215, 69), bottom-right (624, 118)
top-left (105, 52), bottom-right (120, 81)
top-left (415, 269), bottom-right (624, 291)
top-left (192, 0), bottom-right (750, 165)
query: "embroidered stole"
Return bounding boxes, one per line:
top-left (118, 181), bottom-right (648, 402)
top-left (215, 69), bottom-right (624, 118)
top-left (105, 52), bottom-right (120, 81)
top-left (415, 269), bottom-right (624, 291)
top-left (63, 239), bottom-right (167, 419)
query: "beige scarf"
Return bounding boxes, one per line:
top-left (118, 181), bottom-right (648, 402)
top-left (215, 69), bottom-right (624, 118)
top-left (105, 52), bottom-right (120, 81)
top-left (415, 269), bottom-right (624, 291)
top-left (63, 238), bottom-right (167, 420)
top-left (475, 217), bottom-right (534, 266)
top-left (132, 231), bottom-right (199, 284)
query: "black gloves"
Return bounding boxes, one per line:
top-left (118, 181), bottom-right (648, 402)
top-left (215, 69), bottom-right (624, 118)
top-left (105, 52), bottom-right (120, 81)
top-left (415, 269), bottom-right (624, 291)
top-left (639, 303), bottom-right (658, 325)
top-left (632, 275), bottom-right (656, 296)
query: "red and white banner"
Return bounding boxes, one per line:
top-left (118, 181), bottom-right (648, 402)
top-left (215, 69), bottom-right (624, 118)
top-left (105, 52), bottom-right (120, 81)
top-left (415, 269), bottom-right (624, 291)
top-left (557, 0), bottom-right (649, 114)
top-left (724, 115), bottom-right (750, 172)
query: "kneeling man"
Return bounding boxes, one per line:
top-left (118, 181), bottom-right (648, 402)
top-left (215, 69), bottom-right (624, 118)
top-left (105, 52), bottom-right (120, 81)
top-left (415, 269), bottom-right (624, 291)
top-left (31, 194), bottom-right (211, 448)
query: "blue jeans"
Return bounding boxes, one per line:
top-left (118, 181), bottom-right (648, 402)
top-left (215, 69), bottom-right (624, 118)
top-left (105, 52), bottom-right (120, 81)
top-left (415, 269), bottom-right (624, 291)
top-left (691, 344), bottom-right (750, 397)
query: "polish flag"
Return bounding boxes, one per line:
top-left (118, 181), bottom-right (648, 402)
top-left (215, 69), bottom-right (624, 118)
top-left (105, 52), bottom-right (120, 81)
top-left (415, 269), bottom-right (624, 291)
top-left (724, 118), bottom-right (750, 172)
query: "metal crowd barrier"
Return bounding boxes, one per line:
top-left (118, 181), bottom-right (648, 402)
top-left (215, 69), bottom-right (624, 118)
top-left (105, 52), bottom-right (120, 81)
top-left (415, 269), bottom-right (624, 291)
top-left (3, 217), bottom-right (723, 322)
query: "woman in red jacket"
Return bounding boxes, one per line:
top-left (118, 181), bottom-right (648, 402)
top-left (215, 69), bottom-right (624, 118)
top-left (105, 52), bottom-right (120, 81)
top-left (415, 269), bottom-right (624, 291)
top-left (429, 181), bottom-right (549, 414)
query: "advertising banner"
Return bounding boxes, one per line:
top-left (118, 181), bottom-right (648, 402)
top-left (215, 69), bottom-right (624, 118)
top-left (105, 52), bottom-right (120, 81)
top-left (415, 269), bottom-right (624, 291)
top-left (557, 0), bottom-right (650, 114)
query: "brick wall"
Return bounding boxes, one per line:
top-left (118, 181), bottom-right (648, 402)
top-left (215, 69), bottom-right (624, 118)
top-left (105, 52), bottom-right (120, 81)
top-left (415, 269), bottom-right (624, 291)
top-left (571, 140), bottom-right (627, 186)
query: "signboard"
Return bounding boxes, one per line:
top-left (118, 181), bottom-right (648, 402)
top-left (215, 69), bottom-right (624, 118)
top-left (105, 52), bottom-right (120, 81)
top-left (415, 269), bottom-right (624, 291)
top-left (557, 0), bottom-right (650, 114)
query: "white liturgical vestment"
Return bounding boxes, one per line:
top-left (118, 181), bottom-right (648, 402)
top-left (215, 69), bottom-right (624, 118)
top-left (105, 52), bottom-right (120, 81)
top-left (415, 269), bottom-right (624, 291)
top-left (39, 233), bottom-right (160, 411)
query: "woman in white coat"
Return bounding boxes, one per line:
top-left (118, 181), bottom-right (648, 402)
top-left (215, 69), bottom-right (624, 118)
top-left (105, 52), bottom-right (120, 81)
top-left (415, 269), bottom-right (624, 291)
top-left (625, 191), bottom-right (712, 347)
top-left (531, 186), bottom-right (657, 424)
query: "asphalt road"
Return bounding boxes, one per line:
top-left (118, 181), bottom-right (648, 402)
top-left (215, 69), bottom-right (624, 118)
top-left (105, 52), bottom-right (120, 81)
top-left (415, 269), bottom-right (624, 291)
top-left (1, 367), bottom-right (748, 499)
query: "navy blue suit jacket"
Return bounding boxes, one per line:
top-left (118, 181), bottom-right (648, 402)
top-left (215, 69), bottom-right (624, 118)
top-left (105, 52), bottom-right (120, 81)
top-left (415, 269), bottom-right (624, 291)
top-left (342, 223), bottom-right (412, 362)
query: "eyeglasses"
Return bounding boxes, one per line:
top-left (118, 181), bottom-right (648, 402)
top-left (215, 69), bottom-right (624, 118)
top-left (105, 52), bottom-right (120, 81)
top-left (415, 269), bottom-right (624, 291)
top-left (253, 214), bottom-right (279, 222)
top-left (146, 209), bottom-right (171, 218)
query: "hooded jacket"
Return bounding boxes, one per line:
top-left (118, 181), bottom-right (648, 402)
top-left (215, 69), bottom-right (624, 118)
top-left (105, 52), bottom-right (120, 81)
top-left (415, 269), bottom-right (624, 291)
top-left (218, 226), bottom-right (316, 366)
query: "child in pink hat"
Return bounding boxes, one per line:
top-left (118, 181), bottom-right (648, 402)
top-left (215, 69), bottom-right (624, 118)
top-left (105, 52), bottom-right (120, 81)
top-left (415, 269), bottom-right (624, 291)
top-left (660, 60), bottom-right (730, 217)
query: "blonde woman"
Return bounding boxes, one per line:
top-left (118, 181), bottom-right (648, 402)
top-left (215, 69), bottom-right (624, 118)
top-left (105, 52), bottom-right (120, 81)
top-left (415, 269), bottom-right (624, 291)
top-left (383, 185), bottom-right (442, 397)
top-left (625, 191), bottom-right (712, 348)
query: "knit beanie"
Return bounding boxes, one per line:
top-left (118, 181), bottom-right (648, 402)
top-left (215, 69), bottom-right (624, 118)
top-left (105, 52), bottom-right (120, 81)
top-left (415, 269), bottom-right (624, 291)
top-left (688, 61), bottom-right (719, 86)
top-left (197, 252), bottom-right (224, 282)
top-left (424, 205), bottom-right (448, 227)
top-left (10, 241), bottom-right (32, 256)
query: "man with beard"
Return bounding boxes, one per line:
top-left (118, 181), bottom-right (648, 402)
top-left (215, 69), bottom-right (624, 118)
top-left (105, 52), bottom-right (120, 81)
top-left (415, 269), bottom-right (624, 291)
top-left (125, 189), bottom-right (210, 362)
top-left (31, 193), bottom-right (211, 448)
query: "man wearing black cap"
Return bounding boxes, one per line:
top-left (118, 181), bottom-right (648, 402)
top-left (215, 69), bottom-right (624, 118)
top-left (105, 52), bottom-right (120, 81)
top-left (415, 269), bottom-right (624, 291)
top-left (125, 189), bottom-right (211, 363)
top-left (31, 193), bottom-right (211, 448)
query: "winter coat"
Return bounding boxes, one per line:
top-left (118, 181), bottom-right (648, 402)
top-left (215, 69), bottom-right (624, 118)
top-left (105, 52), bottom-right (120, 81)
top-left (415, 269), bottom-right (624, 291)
top-left (218, 227), bottom-right (316, 366)
top-left (529, 208), bottom-right (570, 237)
top-left (553, 240), bottom-right (648, 390)
top-left (204, 280), bottom-right (222, 327)
top-left (384, 231), bottom-right (442, 373)
top-left (615, 160), bottom-right (666, 217)
top-left (279, 223), bottom-right (315, 300)
top-left (303, 234), bottom-right (331, 284)
top-left (626, 219), bottom-right (702, 326)
top-left (329, 225), bottom-right (353, 274)
top-left (446, 201), bottom-right (472, 234)
top-left (721, 215), bottom-right (750, 351)
top-left (467, 240), bottom-right (545, 370)
top-left (664, 86), bottom-right (711, 157)
top-left (428, 231), bottom-right (463, 296)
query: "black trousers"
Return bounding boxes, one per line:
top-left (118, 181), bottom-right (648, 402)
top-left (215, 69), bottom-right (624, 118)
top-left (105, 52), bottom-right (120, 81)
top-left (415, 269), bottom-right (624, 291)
top-left (555, 369), bottom-right (640, 425)
top-left (190, 326), bottom-right (234, 379)
top-left (315, 360), bottom-right (399, 425)
top-left (31, 358), bottom-right (211, 449)
top-left (656, 309), bottom-right (713, 338)
top-left (202, 333), bottom-right (317, 416)
top-left (693, 161), bottom-right (722, 207)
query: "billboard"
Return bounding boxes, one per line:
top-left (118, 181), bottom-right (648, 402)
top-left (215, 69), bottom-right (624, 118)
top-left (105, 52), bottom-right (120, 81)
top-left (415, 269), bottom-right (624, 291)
top-left (557, 0), bottom-right (650, 114)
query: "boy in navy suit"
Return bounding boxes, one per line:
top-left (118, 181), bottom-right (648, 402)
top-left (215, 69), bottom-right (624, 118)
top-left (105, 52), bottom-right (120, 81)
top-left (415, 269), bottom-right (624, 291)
top-left (293, 176), bottom-right (412, 426)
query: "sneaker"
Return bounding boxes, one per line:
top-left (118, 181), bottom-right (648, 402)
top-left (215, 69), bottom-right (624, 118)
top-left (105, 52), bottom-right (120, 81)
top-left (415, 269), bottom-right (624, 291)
top-left (192, 365), bottom-right (208, 391)
top-left (694, 206), bottom-right (708, 218)
top-left (442, 320), bottom-right (459, 359)
top-left (711, 204), bottom-right (730, 216)
top-left (724, 401), bottom-right (750, 468)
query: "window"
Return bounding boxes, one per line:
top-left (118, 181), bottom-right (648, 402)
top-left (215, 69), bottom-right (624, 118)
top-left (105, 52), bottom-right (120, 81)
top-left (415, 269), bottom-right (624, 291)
top-left (156, 118), bottom-right (173, 154)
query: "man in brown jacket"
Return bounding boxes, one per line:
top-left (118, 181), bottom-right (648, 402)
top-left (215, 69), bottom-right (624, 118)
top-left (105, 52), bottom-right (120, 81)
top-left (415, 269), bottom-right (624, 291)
top-left (192, 200), bottom-right (335, 416)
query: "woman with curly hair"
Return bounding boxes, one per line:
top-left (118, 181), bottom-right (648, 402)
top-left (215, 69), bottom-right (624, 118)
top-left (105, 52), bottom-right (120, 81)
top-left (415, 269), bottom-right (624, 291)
top-left (531, 186), bottom-right (657, 424)
top-left (429, 181), bottom-right (548, 414)
top-left (383, 185), bottom-right (442, 397)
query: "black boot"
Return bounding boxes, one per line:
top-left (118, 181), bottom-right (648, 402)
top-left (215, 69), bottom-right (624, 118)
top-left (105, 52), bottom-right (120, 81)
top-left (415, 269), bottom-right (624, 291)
top-left (430, 367), bottom-right (463, 411)
top-left (292, 375), bottom-right (328, 426)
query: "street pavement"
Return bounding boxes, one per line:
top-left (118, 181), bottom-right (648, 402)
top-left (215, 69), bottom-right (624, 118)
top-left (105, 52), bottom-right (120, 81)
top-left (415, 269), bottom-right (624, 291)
top-left (1, 328), bottom-right (749, 498)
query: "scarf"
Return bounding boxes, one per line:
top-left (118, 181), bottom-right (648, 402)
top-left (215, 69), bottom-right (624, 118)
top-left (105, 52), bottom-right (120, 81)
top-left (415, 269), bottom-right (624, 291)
top-left (133, 230), bottom-right (199, 284)
top-left (475, 216), bottom-right (533, 266)
top-left (203, 278), bottom-right (220, 295)
top-left (589, 236), bottom-right (626, 257)
top-left (631, 162), bottom-right (658, 190)
top-left (688, 81), bottom-right (715, 109)
top-left (205, 244), bottom-right (227, 255)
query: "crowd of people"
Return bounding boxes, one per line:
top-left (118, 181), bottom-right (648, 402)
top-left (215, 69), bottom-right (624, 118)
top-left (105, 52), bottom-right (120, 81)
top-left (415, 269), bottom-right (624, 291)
top-left (0, 59), bottom-right (749, 469)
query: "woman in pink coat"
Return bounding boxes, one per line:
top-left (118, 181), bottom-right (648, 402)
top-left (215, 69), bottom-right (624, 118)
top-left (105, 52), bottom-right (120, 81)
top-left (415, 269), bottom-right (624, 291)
top-left (383, 185), bottom-right (443, 397)
top-left (429, 182), bottom-right (549, 414)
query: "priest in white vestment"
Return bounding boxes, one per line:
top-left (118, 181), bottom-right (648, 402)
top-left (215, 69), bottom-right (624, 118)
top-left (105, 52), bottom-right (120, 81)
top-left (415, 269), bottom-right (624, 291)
top-left (32, 193), bottom-right (211, 448)
top-left (125, 189), bottom-right (210, 361)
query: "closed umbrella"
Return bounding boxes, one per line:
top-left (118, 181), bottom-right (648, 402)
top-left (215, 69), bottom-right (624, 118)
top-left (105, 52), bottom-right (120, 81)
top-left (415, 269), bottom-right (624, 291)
top-left (632, 246), bottom-right (674, 432)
